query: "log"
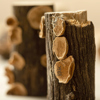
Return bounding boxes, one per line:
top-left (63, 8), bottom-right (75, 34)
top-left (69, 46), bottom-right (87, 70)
top-left (7, 1), bottom-right (53, 96)
top-left (45, 10), bottom-right (95, 100)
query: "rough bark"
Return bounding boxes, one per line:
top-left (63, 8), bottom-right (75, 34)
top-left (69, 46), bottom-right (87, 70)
top-left (12, 5), bottom-right (53, 96)
top-left (45, 12), bottom-right (95, 100)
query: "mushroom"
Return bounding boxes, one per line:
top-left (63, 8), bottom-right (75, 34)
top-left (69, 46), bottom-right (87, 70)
top-left (27, 6), bottom-right (53, 29)
top-left (9, 52), bottom-right (25, 70)
top-left (8, 27), bottom-right (22, 45)
top-left (53, 17), bottom-right (66, 36)
top-left (54, 56), bottom-right (75, 84)
top-left (53, 37), bottom-right (69, 60)
top-left (7, 83), bottom-right (28, 96)
top-left (5, 67), bottom-right (15, 84)
top-left (39, 16), bottom-right (45, 38)
top-left (40, 54), bottom-right (47, 67)
top-left (6, 17), bottom-right (19, 26)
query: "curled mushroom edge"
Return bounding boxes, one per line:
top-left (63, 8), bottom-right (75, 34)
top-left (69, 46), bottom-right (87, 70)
top-left (9, 52), bottom-right (25, 70)
top-left (8, 27), bottom-right (22, 45)
top-left (39, 16), bottom-right (45, 38)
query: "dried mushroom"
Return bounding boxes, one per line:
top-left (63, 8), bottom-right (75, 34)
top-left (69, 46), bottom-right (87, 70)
top-left (6, 17), bottom-right (19, 26)
top-left (39, 16), bottom-right (45, 38)
top-left (5, 67), bottom-right (15, 84)
top-left (54, 56), bottom-right (75, 84)
top-left (40, 54), bottom-right (47, 67)
top-left (27, 6), bottom-right (52, 29)
top-left (7, 83), bottom-right (28, 96)
top-left (8, 27), bottom-right (22, 45)
top-left (9, 52), bottom-right (25, 70)
top-left (53, 17), bottom-right (66, 36)
top-left (53, 37), bottom-right (68, 60)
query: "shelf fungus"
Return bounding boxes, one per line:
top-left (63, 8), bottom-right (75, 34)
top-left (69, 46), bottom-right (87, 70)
top-left (5, 67), bottom-right (15, 84)
top-left (54, 56), bottom-right (75, 84)
top-left (7, 83), bottom-right (28, 96)
top-left (53, 17), bottom-right (66, 36)
top-left (9, 52), bottom-right (25, 70)
top-left (40, 54), bottom-right (47, 67)
top-left (53, 37), bottom-right (68, 60)
top-left (8, 27), bottom-right (22, 45)
top-left (6, 17), bottom-right (19, 26)
top-left (27, 6), bottom-right (52, 29)
top-left (39, 16), bottom-right (45, 38)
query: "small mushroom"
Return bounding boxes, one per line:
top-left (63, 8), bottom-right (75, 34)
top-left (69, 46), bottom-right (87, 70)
top-left (9, 52), bottom-right (25, 70)
top-left (7, 83), bottom-right (28, 96)
top-left (53, 37), bottom-right (68, 60)
top-left (54, 56), bottom-right (75, 84)
top-left (39, 16), bottom-right (45, 38)
top-left (5, 67), bottom-right (15, 84)
top-left (27, 6), bottom-right (53, 29)
top-left (40, 54), bottom-right (47, 67)
top-left (8, 27), bottom-right (22, 45)
top-left (53, 17), bottom-right (66, 36)
top-left (6, 17), bottom-right (19, 26)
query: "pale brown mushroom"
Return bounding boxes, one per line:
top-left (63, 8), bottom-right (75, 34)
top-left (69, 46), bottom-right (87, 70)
top-left (7, 83), bottom-right (28, 96)
top-left (53, 37), bottom-right (69, 60)
top-left (6, 17), bottom-right (19, 26)
top-left (27, 6), bottom-right (53, 29)
top-left (39, 16), bottom-right (45, 38)
top-left (5, 67), bottom-right (15, 84)
top-left (40, 54), bottom-right (47, 67)
top-left (54, 56), bottom-right (75, 84)
top-left (9, 52), bottom-right (25, 70)
top-left (53, 17), bottom-right (66, 36)
top-left (8, 27), bottom-right (22, 45)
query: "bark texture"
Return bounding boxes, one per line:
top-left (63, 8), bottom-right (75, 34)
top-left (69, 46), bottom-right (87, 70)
top-left (12, 5), bottom-right (53, 96)
top-left (45, 13), bottom-right (95, 100)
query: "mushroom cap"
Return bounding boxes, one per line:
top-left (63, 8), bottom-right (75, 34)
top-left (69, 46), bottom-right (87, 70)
top-left (54, 56), bottom-right (75, 84)
top-left (39, 16), bottom-right (45, 38)
top-left (27, 6), bottom-right (53, 29)
top-left (40, 54), bottom-right (47, 67)
top-left (5, 67), bottom-right (15, 84)
top-left (9, 52), bottom-right (25, 70)
top-left (6, 17), bottom-right (19, 26)
top-left (53, 37), bottom-right (69, 60)
top-left (8, 27), bottom-right (22, 45)
top-left (7, 83), bottom-right (28, 96)
top-left (53, 17), bottom-right (66, 36)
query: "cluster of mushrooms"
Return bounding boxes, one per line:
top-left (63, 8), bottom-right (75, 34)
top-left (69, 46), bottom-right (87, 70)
top-left (5, 17), bottom-right (27, 96)
top-left (5, 6), bottom-right (53, 96)
top-left (39, 15), bottom-right (75, 84)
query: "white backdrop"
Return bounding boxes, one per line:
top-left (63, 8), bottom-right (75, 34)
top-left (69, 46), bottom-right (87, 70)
top-left (0, 0), bottom-right (100, 99)
top-left (0, 0), bottom-right (100, 30)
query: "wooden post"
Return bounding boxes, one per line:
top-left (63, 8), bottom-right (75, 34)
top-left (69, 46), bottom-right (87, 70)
top-left (7, 1), bottom-right (54, 96)
top-left (45, 11), bottom-right (95, 100)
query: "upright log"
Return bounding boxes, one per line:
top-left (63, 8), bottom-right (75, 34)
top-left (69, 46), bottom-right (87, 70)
top-left (45, 11), bottom-right (95, 100)
top-left (7, 1), bottom-right (53, 96)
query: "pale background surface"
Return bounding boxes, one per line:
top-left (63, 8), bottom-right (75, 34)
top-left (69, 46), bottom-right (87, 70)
top-left (0, 0), bottom-right (100, 100)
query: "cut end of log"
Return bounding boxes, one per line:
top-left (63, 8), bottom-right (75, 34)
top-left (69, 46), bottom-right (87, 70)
top-left (7, 83), bottom-right (28, 96)
top-left (27, 6), bottom-right (53, 29)
top-left (40, 54), bottom-right (47, 67)
top-left (6, 17), bottom-right (18, 26)
top-left (46, 10), bottom-right (88, 26)
top-left (39, 16), bottom-right (45, 38)
top-left (54, 56), bottom-right (75, 84)
top-left (53, 37), bottom-right (68, 60)
top-left (9, 52), bottom-right (25, 70)
top-left (53, 17), bottom-right (66, 36)
top-left (5, 67), bottom-right (15, 84)
top-left (8, 27), bottom-right (22, 45)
